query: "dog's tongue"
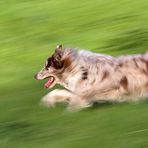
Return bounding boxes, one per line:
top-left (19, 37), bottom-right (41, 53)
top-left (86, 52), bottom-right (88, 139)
top-left (44, 77), bottom-right (54, 89)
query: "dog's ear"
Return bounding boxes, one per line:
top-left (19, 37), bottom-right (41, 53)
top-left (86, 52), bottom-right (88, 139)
top-left (54, 44), bottom-right (63, 61)
top-left (52, 45), bottom-right (64, 69)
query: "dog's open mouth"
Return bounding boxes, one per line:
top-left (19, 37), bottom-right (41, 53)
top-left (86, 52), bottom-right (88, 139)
top-left (44, 76), bottom-right (55, 89)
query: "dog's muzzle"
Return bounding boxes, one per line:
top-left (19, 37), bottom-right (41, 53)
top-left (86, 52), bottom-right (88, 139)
top-left (34, 73), bottom-right (43, 80)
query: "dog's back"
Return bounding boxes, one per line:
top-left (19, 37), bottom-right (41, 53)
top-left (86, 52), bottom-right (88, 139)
top-left (77, 51), bottom-right (148, 101)
top-left (64, 49), bottom-right (148, 102)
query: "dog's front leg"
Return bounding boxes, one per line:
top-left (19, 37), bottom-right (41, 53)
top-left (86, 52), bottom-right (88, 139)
top-left (41, 89), bottom-right (73, 107)
top-left (67, 96), bottom-right (92, 111)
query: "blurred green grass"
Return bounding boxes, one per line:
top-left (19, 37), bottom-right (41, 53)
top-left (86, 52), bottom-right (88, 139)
top-left (0, 0), bottom-right (148, 148)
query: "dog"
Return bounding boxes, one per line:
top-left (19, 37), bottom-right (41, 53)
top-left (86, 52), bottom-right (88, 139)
top-left (35, 45), bottom-right (148, 110)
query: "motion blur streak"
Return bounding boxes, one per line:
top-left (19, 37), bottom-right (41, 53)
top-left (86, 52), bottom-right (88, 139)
top-left (0, 0), bottom-right (148, 148)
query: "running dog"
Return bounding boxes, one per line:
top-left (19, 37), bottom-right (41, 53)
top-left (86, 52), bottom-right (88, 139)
top-left (35, 45), bottom-right (148, 110)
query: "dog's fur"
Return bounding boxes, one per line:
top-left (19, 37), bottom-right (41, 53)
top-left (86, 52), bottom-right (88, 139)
top-left (35, 45), bottom-right (148, 110)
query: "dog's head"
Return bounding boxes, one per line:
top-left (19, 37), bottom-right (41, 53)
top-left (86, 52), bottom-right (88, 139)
top-left (34, 45), bottom-right (64, 89)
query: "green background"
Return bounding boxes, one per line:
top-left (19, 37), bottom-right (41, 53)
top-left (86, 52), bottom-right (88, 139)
top-left (0, 0), bottom-right (148, 147)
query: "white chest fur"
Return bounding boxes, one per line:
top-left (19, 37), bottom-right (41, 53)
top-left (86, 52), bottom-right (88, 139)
top-left (63, 74), bottom-right (81, 92)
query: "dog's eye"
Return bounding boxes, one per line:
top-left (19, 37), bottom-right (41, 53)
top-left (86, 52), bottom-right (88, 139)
top-left (45, 62), bottom-right (50, 70)
top-left (45, 57), bottom-right (52, 70)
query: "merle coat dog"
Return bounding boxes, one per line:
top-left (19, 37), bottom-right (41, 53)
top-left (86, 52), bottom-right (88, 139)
top-left (35, 45), bottom-right (148, 110)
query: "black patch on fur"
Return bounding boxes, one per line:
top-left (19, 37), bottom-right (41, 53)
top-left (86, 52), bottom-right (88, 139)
top-left (81, 67), bottom-right (88, 80)
top-left (82, 71), bottom-right (88, 80)
top-left (45, 57), bottom-right (52, 70)
top-left (51, 55), bottom-right (64, 69)
top-left (45, 55), bottom-right (64, 70)
top-left (82, 76), bottom-right (88, 80)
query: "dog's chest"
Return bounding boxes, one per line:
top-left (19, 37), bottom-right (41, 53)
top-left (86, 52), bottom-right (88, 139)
top-left (63, 74), bottom-right (81, 91)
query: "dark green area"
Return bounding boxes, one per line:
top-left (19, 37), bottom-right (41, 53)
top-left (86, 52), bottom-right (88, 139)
top-left (0, 0), bottom-right (148, 147)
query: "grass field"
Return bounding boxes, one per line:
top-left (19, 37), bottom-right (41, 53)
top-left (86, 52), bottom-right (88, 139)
top-left (0, 0), bottom-right (148, 147)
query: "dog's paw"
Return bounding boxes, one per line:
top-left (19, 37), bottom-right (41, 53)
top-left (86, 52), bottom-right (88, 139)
top-left (40, 96), bottom-right (55, 108)
top-left (66, 102), bottom-right (92, 112)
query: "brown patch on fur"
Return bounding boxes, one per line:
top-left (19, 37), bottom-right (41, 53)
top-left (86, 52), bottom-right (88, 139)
top-left (120, 76), bottom-right (128, 90)
top-left (101, 71), bottom-right (109, 81)
top-left (141, 69), bottom-right (147, 75)
top-left (115, 63), bottom-right (123, 72)
top-left (64, 58), bottom-right (72, 69)
top-left (133, 58), bottom-right (138, 68)
top-left (119, 63), bottom-right (123, 67)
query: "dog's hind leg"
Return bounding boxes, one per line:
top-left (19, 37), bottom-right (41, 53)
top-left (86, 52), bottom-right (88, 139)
top-left (41, 89), bottom-right (73, 107)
